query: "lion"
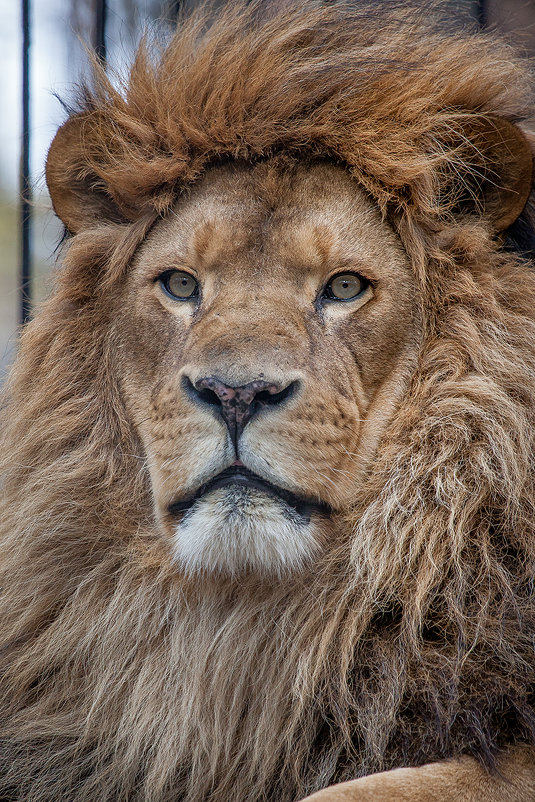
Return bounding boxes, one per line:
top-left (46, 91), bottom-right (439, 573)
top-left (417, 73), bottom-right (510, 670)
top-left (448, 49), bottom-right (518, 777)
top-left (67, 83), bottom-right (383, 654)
top-left (1, 1), bottom-right (535, 800)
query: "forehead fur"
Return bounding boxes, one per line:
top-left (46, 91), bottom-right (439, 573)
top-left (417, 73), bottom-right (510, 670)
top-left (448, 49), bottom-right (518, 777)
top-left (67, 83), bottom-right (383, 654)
top-left (52, 0), bottom-right (532, 222)
top-left (138, 160), bottom-right (397, 275)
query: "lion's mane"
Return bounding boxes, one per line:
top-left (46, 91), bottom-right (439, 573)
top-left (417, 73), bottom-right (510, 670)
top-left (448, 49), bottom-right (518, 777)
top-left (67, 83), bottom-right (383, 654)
top-left (2, 3), bottom-right (535, 801)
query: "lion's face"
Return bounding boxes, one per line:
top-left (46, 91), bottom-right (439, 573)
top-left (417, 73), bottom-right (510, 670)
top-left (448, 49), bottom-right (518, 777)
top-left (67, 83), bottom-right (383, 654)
top-left (113, 162), bottom-right (420, 576)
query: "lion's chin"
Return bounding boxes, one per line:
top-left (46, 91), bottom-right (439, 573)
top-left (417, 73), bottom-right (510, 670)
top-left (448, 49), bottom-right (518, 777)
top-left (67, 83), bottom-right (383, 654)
top-left (171, 485), bottom-right (324, 578)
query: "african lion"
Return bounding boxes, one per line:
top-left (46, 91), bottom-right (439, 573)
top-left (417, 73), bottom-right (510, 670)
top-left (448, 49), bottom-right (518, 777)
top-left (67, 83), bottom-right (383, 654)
top-left (1, 2), bottom-right (535, 800)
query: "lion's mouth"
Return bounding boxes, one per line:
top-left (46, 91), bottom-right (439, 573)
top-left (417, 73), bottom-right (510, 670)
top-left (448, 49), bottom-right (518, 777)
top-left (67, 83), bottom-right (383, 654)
top-left (167, 466), bottom-right (331, 521)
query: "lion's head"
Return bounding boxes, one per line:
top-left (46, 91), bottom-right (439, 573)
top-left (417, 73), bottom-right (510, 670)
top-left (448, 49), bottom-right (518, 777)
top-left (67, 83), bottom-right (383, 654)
top-left (94, 159), bottom-right (419, 577)
top-left (2, 3), bottom-right (535, 801)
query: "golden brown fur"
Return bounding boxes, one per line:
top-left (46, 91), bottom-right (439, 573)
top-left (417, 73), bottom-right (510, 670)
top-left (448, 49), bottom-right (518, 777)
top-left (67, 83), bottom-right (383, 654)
top-left (2, 2), bottom-right (535, 800)
top-left (303, 748), bottom-right (535, 801)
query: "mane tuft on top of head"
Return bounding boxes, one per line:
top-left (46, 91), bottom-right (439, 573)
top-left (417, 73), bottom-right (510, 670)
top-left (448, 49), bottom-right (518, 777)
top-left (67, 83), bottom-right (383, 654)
top-left (46, 0), bottom-right (534, 234)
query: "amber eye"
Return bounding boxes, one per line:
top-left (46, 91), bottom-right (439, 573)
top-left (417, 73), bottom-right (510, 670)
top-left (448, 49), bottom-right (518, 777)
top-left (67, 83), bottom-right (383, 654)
top-left (323, 272), bottom-right (367, 301)
top-left (159, 270), bottom-right (199, 300)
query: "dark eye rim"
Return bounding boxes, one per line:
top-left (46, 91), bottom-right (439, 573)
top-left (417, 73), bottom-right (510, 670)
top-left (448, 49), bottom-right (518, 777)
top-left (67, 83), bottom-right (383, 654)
top-left (321, 271), bottom-right (371, 303)
top-left (157, 269), bottom-right (199, 301)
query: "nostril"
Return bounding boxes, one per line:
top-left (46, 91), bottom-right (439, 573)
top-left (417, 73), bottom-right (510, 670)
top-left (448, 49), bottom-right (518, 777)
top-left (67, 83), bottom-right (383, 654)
top-left (255, 380), bottom-right (299, 407)
top-left (181, 375), bottom-right (222, 407)
top-left (197, 387), bottom-right (221, 406)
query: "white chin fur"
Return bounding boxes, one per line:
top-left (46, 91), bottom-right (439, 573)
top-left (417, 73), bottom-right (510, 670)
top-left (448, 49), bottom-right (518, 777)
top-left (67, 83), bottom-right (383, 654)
top-left (172, 486), bottom-right (321, 578)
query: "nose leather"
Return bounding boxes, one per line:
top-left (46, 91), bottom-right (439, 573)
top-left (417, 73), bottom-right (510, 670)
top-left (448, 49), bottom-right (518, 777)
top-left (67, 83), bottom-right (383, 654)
top-left (193, 376), bottom-right (283, 446)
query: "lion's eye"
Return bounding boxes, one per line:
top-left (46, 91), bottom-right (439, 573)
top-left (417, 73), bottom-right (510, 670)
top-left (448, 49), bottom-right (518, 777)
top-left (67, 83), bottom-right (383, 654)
top-left (323, 272), bottom-right (366, 301)
top-left (159, 270), bottom-right (199, 300)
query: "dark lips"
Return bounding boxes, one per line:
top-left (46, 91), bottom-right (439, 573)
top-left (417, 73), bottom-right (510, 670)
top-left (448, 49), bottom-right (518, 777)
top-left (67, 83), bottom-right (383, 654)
top-left (167, 466), bottom-right (331, 520)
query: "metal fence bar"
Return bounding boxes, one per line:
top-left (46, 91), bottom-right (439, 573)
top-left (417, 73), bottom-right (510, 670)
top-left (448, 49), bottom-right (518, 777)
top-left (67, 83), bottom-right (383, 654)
top-left (169, 0), bottom-right (181, 20)
top-left (19, 0), bottom-right (32, 327)
top-left (474, 0), bottom-right (487, 28)
top-left (19, 0), bottom-right (106, 327)
top-left (95, 0), bottom-right (107, 64)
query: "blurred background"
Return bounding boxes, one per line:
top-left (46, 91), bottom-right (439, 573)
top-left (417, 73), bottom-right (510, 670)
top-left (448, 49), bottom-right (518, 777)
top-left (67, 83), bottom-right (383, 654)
top-left (1, 0), bottom-right (534, 379)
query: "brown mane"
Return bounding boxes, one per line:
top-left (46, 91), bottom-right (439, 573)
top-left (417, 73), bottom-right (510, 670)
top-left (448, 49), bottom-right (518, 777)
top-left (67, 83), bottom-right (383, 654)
top-left (2, 3), bottom-right (535, 801)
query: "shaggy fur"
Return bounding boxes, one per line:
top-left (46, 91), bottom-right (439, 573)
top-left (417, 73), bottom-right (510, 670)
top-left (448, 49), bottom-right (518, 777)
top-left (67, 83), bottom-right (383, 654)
top-left (2, 2), bottom-right (535, 801)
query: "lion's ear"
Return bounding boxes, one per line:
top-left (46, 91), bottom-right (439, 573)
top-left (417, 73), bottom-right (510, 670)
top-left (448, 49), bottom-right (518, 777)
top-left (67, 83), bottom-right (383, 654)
top-left (455, 116), bottom-right (533, 232)
top-left (46, 114), bottom-right (127, 233)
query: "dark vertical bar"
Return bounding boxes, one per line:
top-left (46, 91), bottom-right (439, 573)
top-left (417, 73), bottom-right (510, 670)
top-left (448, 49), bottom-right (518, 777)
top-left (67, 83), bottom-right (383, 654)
top-left (19, 0), bottom-right (32, 327)
top-left (95, 0), bottom-right (107, 64)
top-left (474, 0), bottom-right (487, 27)
top-left (169, 1), bottom-right (181, 22)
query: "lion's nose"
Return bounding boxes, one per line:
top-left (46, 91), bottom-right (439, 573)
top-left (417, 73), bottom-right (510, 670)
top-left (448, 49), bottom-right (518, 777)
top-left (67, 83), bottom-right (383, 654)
top-left (184, 375), bottom-right (299, 446)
